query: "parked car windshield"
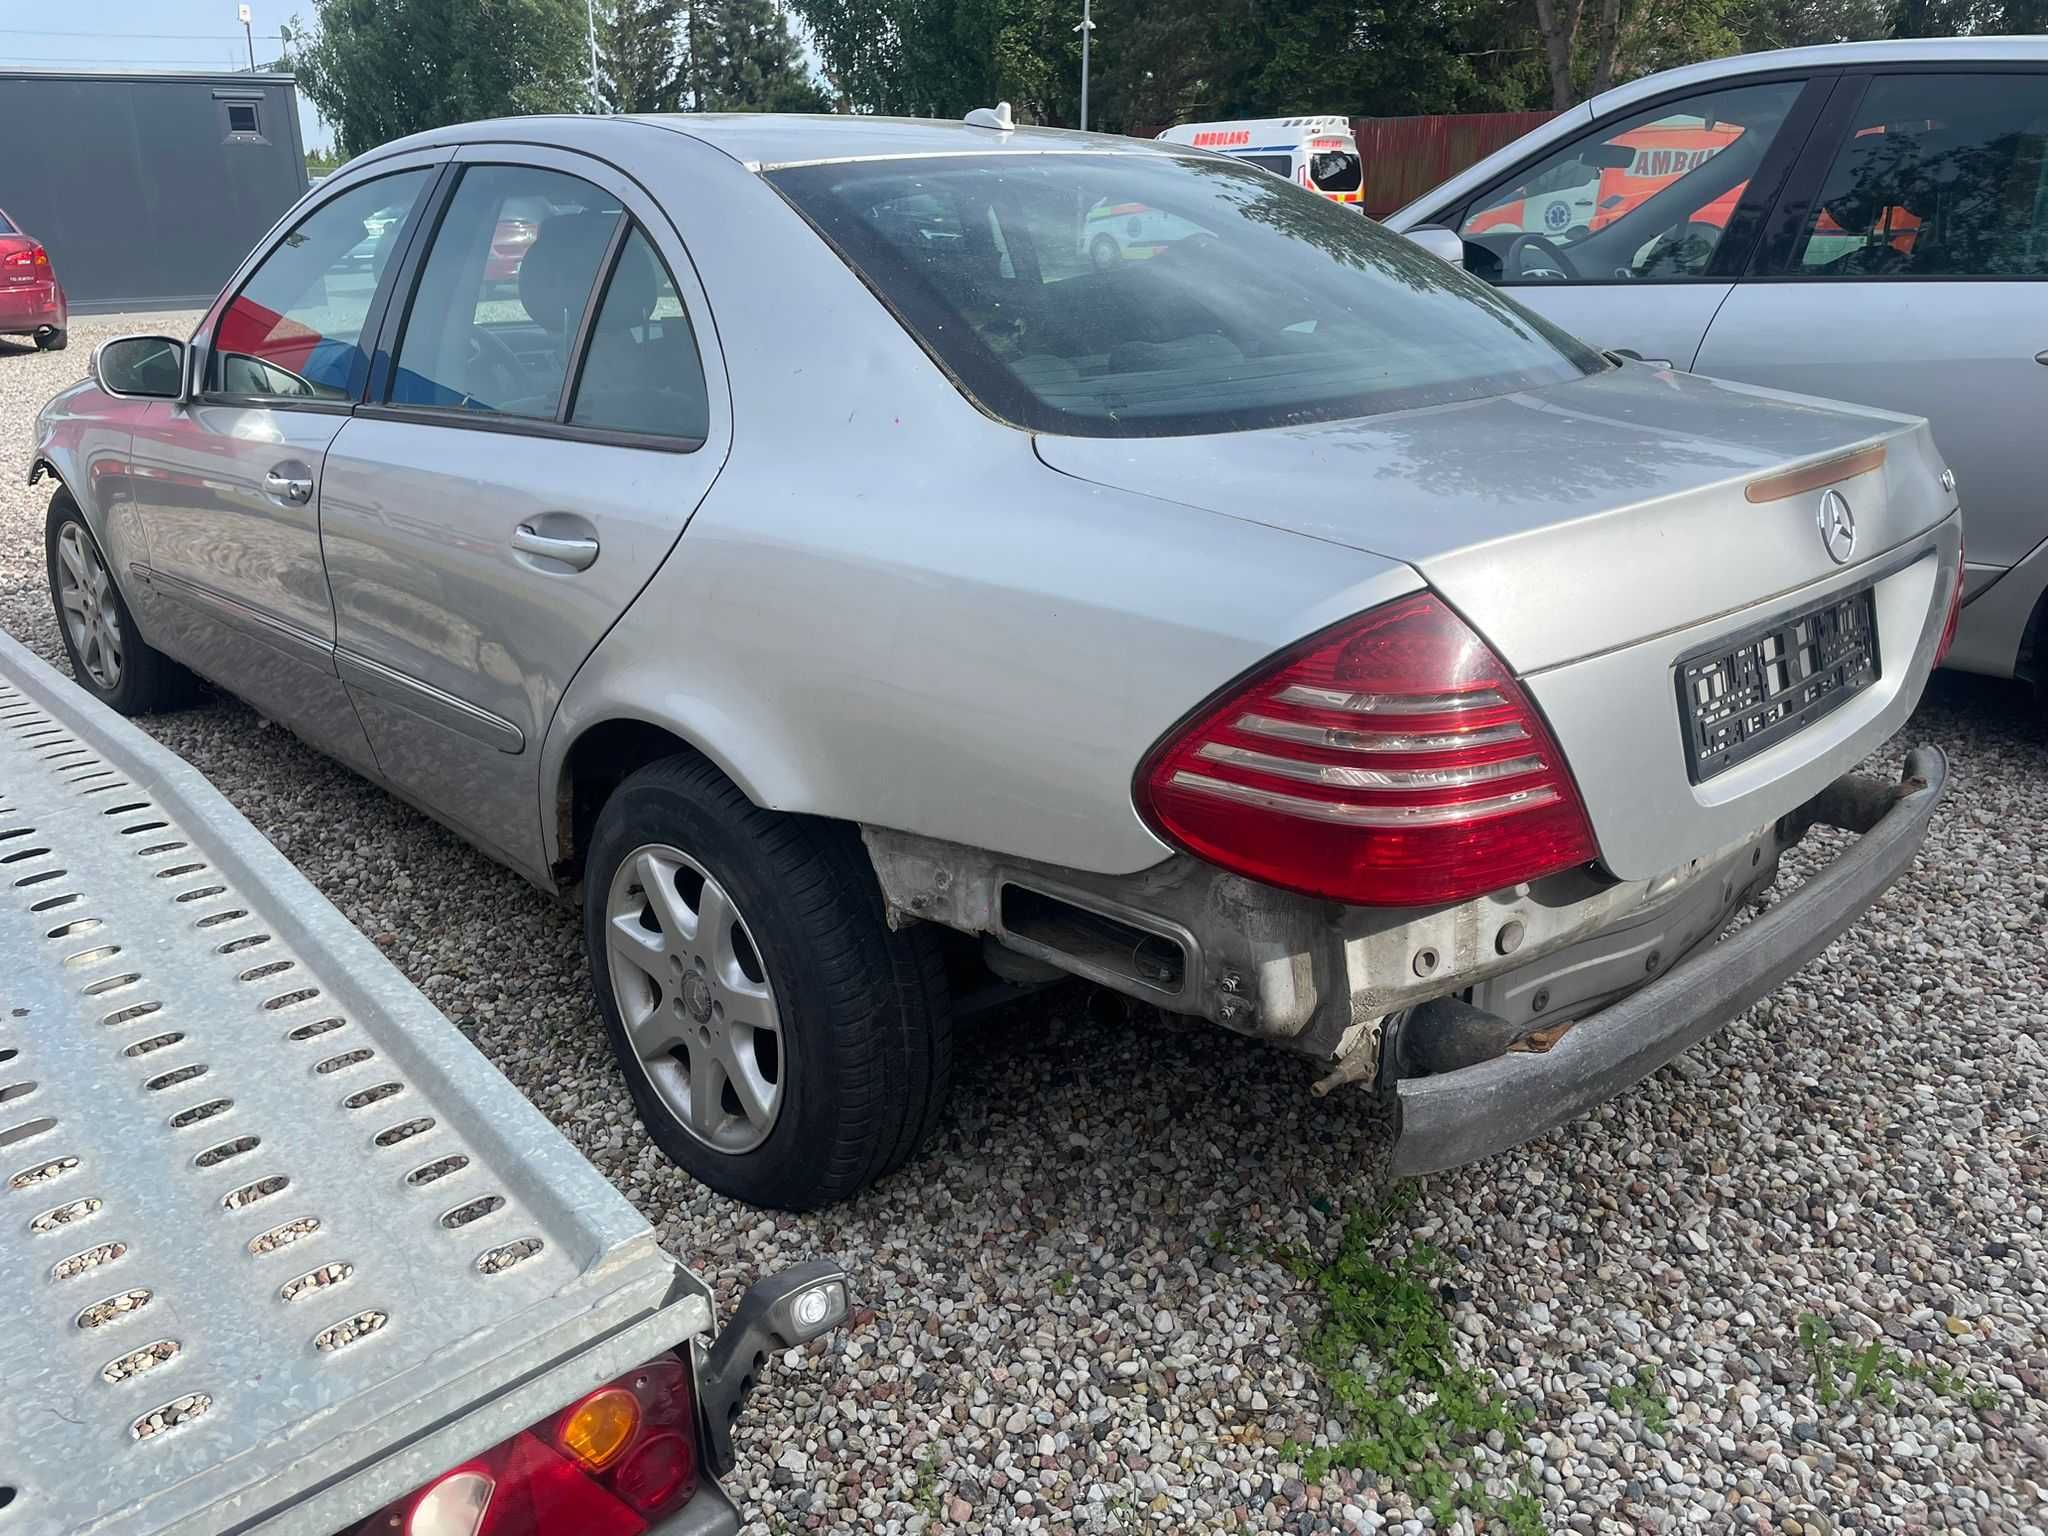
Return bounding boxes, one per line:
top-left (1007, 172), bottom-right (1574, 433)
top-left (770, 152), bottom-right (1603, 437)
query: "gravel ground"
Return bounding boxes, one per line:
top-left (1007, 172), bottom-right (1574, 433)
top-left (5, 316), bottom-right (2045, 1535)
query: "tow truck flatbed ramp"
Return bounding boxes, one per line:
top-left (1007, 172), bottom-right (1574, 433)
top-left (0, 627), bottom-right (712, 1536)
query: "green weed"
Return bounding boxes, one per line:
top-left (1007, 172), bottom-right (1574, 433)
top-left (1275, 1186), bottom-right (1544, 1535)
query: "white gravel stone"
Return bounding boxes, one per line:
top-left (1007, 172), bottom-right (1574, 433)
top-left (5, 318), bottom-right (2044, 1533)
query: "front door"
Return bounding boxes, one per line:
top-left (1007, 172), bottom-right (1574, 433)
top-left (319, 151), bottom-right (727, 877)
top-left (128, 163), bottom-right (440, 776)
top-left (1696, 69), bottom-right (2048, 576)
top-left (1449, 75), bottom-right (1819, 369)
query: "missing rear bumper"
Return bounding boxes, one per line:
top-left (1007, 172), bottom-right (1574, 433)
top-left (1387, 746), bottom-right (1947, 1176)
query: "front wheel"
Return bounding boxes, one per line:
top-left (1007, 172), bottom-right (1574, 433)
top-left (1089, 233), bottom-right (1121, 272)
top-left (584, 755), bottom-right (951, 1209)
top-left (45, 495), bottom-right (192, 714)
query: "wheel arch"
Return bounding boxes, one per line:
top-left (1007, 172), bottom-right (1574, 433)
top-left (545, 710), bottom-right (787, 889)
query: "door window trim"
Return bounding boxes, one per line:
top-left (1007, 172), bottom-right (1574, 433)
top-left (355, 152), bottom-right (714, 455)
top-left (194, 158), bottom-right (455, 414)
top-left (1746, 65), bottom-right (2048, 282)
top-left (1439, 68), bottom-right (1835, 288)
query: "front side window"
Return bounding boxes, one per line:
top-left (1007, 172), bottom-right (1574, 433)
top-left (391, 164), bottom-right (623, 417)
top-left (771, 153), bottom-right (1601, 438)
top-left (1458, 80), bottom-right (1801, 283)
top-left (1243, 153), bottom-right (1294, 178)
top-left (568, 227), bottom-right (709, 441)
top-left (1791, 73), bottom-right (2048, 279)
top-left (212, 168), bottom-right (433, 402)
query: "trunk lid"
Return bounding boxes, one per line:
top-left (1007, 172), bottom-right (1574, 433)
top-left (1034, 365), bottom-right (1954, 673)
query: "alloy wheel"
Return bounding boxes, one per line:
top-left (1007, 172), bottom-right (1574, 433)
top-left (604, 843), bottom-right (785, 1154)
top-left (56, 523), bottom-right (122, 691)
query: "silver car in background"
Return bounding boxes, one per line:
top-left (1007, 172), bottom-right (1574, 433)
top-left (33, 112), bottom-right (1957, 1209)
top-left (1387, 36), bottom-right (2048, 694)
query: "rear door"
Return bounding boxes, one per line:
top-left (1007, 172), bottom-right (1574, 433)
top-left (1696, 66), bottom-right (2048, 576)
top-left (1444, 73), bottom-right (1829, 369)
top-left (320, 146), bottom-right (728, 877)
top-left (127, 157), bottom-right (443, 776)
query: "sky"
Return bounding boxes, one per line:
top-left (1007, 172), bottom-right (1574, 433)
top-left (8, 1), bottom-right (345, 154)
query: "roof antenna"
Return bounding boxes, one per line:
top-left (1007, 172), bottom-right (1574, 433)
top-left (964, 102), bottom-right (1015, 132)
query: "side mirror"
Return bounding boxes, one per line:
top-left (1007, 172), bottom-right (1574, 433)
top-left (93, 335), bottom-right (187, 401)
top-left (695, 1258), bottom-right (850, 1478)
top-left (1403, 225), bottom-right (1466, 268)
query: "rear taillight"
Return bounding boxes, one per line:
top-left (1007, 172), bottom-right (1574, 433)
top-left (0, 238), bottom-right (48, 281)
top-left (1136, 592), bottom-right (1598, 907)
top-left (1934, 540), bottom-right (1965, 666)
top-left (356, 1356), bottom-right (699, 1535)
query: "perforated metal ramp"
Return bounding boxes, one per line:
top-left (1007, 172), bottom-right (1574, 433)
top-left (0, 628), bottom-right (712, 1536)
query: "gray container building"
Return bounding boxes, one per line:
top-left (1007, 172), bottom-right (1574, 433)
top-left (0, 70), bottom-right (308, 312)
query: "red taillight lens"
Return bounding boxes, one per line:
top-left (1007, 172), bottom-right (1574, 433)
top-left (1136, 592), bottom-right (1599, 907)
top-left (1934, 540), bottom-right (1965, 666)
top-left (0, 238), bottom-right (47, 280)
top-left (357, 1355), bottom-right (699, 1536)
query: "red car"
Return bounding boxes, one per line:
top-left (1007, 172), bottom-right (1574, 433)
top-left (0, 204), bottom-right (67, 350)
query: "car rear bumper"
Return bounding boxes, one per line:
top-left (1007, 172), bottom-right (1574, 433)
top-left (0, 280), bottom-right (64, 332)
top-left (1388, 746), bottom-right (1946, 1175)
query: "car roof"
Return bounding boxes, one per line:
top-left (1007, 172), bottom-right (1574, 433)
top-left (1581, 33), bottom-right (2048, 120)
top-left (633, 112), bottom-right (1177, 169)
top-left (357, 111), bottom-right (1180, 174)
top-left (1386, 34), bottom-right (2048, 228)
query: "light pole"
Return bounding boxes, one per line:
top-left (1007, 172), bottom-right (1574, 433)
top-left (239, 3), bottom-right (255, 70)
top-left (586, 0), bottom-right (602, 112)
top-left (1073, 0), bottom-right (1095, 132)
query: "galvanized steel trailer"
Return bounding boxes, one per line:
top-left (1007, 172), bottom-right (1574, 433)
top-left (0, 626), bottom-right (842, 1536)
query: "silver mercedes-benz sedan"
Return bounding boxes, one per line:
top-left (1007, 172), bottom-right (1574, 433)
top-left (32, 111), bottom-right (1959, 1209)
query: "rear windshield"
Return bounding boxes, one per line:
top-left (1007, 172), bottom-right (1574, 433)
top-left (769, 153), bottom-right (1601, 437)
top-left (1310, 150), bottom-right (1363, 192)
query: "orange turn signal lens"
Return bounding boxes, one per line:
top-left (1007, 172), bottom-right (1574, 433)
top-left (557, 1386), bottom-right (641, 1471)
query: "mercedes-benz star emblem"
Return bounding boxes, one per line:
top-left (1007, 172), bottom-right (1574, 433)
top-left (1817, 489), bottom-right (1856, 565)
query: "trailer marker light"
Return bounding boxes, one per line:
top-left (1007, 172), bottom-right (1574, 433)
top-left (558, 1386), bottom-right (640, 1471)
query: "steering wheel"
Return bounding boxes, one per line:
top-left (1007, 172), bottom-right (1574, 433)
top-left (1635, 221), bottom-right (1723, 279)
top-left (1505, 233), bottom-right (1577, 282)
top-left (462, 329), bottom-right (527, 408)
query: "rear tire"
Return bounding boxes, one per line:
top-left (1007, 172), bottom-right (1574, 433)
top-left (584, 754), bottom-right (951, 1209)
top-left (45, 494), bottom-right (193, 715)
top-left (36, 327), bottom-right (67, 352)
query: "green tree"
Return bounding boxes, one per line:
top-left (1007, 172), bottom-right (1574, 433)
top-left (280, 0), bottom-right (590, 157)
top-left (600, 0), bottom-right (687, 112)
top-left (791, 0), bottom-right (1075, 121)
top-left (690, 0), bottom-right (831, 111)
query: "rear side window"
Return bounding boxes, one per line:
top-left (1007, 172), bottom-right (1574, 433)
top-left (770, 152), bottom-right (1600, 438)
top-left (568, 227), bottom-right (709, 442)
top-left (391, 165), bottom-right (622, 417)
top-left (0, 209), bottom-right (16, 235)
top-left (213, 168), bottom-right (433, 402)
top-left (1792, 73), bottom-right (2048, 279)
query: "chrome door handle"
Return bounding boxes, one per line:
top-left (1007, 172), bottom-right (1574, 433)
top-left (511, 524), bottom-right (599, 571)
top-left (263, 468), bottom-right (313, 504)
top-left (2035, 349), bottom-right (2048, 365)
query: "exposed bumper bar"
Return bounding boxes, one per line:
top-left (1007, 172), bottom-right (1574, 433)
top-left (1390, 746), bottom-right (1948, 1176)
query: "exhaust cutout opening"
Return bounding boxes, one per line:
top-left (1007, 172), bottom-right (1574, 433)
top-left (996, 882), bottom-right (1188, 998)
